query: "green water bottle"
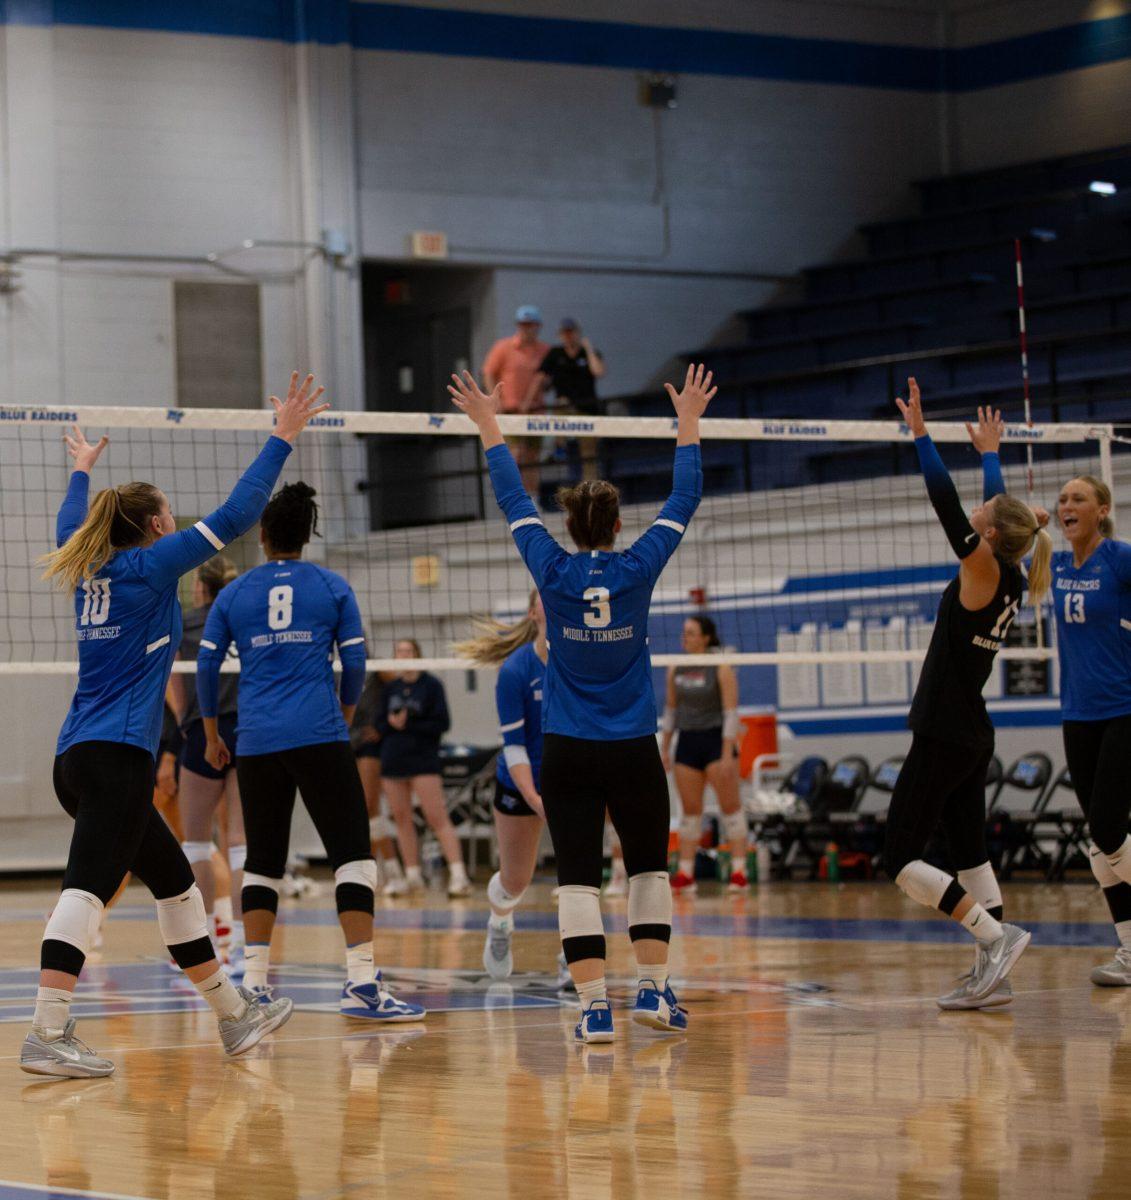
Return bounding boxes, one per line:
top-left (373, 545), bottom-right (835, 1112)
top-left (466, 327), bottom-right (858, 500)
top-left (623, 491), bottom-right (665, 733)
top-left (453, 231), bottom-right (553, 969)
top-left (826, 841), bottom-right (841, 884)
top-left (717, 845), bottom-right (732, 883)
top-left (747, 844), bottom-right (758, 884)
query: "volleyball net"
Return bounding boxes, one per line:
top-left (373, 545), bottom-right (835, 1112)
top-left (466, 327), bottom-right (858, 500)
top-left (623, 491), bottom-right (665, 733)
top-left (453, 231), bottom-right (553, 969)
top-left (0, 404), bottom-right (1119, 715)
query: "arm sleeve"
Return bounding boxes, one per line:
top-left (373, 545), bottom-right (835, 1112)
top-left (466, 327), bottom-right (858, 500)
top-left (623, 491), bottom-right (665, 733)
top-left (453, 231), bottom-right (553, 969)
top-left (496, 665), bottom-right (528, 754)
top-left (915, 435), bottom-right (980, 560)
top-left (142, 436), bottom-right (292, 590)
top-left (410, 677), bottom-right (451, 739)
top-left (196, 591), bottom-right (233, 720)
top-left (485, 443), bottom-right (567, 586)
top-left (335, 583), bottom-right (367, 707)
top-left (982, 451), bottom-right (1006, 502)
top-left (623, 444), bottom-right (703, 582)
top-left (56, 472), bottom-right (90, 547)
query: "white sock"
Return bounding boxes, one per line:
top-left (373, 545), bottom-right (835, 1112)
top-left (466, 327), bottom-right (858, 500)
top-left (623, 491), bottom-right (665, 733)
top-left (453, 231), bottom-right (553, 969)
top-left (960, 903), bottom-right (1004, 944)
top-left (405, 866), bottom-right (424, 887)
top-left (1116, 921), bottom-right (1131, 951)
top-left (243, 943), bottom-right (270, 991)
top-left (229, 920), bottom-right (244, 950)
top-left (215, 895), bottom-right (233, 925)
top-left (1107, 836), bottom-right (1131, 886)
top-left (639, 969), bottom-right (669, 993)
top-left (384, 857), bottom-right (405, 881)
top-left (610, 857), bottom-right (627, 881)
top-left (449, 860), bottom-right (469, 885)
top-left (577, 977), bottom-right (607, 1007)
top-left (722, 809), bottom-right (748, 857)
top-left (196, 968), bottom-right (246, 1020)
top-left (33, 986), bottom-right (73, 1037)
top-left (346, 941), bottom-right (375, 985)
top-left (679, 815), bottom-right (699, 873)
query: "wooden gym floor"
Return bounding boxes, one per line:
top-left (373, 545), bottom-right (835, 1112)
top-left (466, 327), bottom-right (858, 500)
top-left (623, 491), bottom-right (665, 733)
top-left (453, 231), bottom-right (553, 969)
top-left (0, 876), bottom-right (1126, 1200)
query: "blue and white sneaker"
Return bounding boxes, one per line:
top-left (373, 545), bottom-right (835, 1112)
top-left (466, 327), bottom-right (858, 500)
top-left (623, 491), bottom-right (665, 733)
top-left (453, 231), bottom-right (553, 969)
top-left (245, 983), bottom-right (276, 1007)
top-left (632, 980), bottom-right (688, 1033)
top-left (340, 972), bottom-right (427, 1022)
top-left (574, 1000), bottom-right (614, 1044)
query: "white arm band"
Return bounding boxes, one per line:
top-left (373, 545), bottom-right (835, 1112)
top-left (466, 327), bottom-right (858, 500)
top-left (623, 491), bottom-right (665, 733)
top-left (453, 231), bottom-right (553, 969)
top-left (661, 708), bottom-right (675, 734)
top-left (503, 745), bottom-right (531, 770)
top-left (722, 710), bottom-right (740, 740)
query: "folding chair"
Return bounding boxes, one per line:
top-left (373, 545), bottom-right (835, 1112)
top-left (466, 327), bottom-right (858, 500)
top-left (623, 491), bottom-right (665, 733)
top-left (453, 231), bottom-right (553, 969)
top-left (438, 743), bottom-right (502, 874)
top-left (794, 755), bottom-right (871, 878)
top-left (990, 752), bottom-right (1053, 877)
top-left (759, 756), bottom-right (828, 879)
top-left (851, 756), bottom-right (905, 874)
top-left (1038, 766), bottom-right (1089, 881)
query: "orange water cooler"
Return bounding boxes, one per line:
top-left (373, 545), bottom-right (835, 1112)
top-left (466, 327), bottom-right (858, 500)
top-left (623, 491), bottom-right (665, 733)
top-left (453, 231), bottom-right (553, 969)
top-left (738, 710), bottom-right (778, 779)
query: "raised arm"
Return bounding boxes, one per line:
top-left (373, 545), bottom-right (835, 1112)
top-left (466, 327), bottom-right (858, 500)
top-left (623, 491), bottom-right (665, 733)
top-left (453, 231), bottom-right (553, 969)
top-left (624, 363), bottom-right (714, 582)
top-left (55, 425), bottom-right (109, 546)
top-left (143, 373), bottom-right (329, 589)
top-left (448, 371), bottom-right (567, 587)
top-left (335, 583), bottom-right (368, 724)
top-left (966, 406), bottom-right (1006, 501)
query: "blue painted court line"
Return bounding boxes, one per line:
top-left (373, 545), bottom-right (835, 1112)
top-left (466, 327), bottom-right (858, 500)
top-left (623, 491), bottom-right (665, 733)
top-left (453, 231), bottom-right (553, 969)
top-left (0, 1183), bottom-right (152, 1200)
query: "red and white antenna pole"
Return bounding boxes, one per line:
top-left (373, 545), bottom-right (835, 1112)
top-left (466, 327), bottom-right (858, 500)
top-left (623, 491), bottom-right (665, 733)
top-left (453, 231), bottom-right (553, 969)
top-left (1014, 237), bottom-right (1035, 498)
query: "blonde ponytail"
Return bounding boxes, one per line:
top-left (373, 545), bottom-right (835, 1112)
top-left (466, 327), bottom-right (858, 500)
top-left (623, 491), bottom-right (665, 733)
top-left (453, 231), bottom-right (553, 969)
top-left (454, 589), bottom-right (541, 666)
top-left (989, 493), bottom-right (1051, 606)
top-left (1027, 527), bottom-right (1052, 606)
top-left (39, 481), bottom-right (163, 591)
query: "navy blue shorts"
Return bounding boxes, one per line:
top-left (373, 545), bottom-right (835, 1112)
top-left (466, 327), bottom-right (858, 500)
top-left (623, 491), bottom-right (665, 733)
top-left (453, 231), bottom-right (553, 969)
top-left (674, 727), bottom-right (724, 772)
top-left (493, 778), bottom-right (539, 818)
top-left (380, 748), bottom-right (442, 780)
top-left (180, 715), bottom-right (238, 781)
top-left (354, 742), bottom-right (381, 761)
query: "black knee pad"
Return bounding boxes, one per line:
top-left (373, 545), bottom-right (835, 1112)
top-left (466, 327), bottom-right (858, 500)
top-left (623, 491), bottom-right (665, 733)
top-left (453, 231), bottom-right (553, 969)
top-left (335, 882), bottom-right (375, 916)
top-left (562, 934), bottom-right (606, 964)
top-left (628, 923), bottom-right (671, 944)
top-left (242, 885), bottom-right (280, 915)
top-left (169, 935), bottom-right (216, 971)
top-left (40, 939), bottom-right (86, 976)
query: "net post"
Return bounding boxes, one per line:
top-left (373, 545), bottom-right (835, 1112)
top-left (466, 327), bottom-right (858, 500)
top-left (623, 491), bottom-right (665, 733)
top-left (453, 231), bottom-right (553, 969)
top-left (1098, 423), bottom-right (1116, 525)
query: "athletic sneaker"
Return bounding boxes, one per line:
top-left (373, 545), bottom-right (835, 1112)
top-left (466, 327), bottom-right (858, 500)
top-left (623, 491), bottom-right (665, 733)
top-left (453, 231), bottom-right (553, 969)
top-left (937, 952), bottom-right (1014, 1010)
top-left (340, 974), bottom-right (427, 1022)
top-left (968, 924), bottom-right (1031, 1002)
top-left (557, 952), bottom-right (577, 993)
top-left (245, 983), bottom-right (276, 1006)
top-left (669, 871), bottom-right (696, 895)
top-left (483, 919), bottom-right (514, 980)
top-left (727, 870), bottom-right (749, 893)
top-left (632, 980), bottom-right (688, 1033)
top-left (448, 873), bottom-right (473, 899)
top-left (604, 870), bottom-right (628, 898)
top-left (1091, 947), bottom-right (1131, 986)
top-left (383, 875), bottom-right (409, 897)
top-left (574, 1000), bottom-right (614, 1044)
top-left (219, 987), bottom-right (294, 1057)
top-left (20, 1019), bottom-right (115, 1078)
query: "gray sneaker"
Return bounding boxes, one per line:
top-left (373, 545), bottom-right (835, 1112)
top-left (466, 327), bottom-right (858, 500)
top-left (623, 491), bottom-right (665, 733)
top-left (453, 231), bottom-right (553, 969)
top-left (1091, 947), bottom-right (1131, 986)
top-left (483, 920), bottom-right (513, 980)
top-left (219, 986), bottom-right (294, 1057)
top-left (20, 1019), bottom-right (115, 1078)
top-left (938, 950), bottom-right (1014, 1010)
top-left (969, 924), bottom-right (1030, 1002)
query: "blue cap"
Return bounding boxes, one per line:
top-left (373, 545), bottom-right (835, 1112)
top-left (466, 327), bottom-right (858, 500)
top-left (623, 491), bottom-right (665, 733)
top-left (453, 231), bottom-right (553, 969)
top-left (514, 305), bottom-right (542, 324)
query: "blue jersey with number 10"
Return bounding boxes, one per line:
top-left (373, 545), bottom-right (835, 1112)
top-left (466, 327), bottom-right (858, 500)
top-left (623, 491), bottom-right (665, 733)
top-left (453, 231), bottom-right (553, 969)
top-left (486, 442), bottom-right (702, 741)
top-left (1050, 540), bottom-right (1131, 721)
top-left (197, 559), bottom-right (367, 756)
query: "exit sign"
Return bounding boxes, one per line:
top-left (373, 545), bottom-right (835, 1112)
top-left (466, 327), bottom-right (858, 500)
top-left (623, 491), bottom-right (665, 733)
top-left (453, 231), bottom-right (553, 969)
top-left (410, 230), bottom-right (448, 259)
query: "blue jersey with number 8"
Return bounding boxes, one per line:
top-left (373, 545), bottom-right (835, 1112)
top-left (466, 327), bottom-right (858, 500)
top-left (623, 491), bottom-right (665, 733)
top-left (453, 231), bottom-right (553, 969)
top-left (486, 442), bottom-right (702, 740)
top-left (197, 559), bottom-right (367, 755)
top-left (1051, 541), bottom-right (1131, 721)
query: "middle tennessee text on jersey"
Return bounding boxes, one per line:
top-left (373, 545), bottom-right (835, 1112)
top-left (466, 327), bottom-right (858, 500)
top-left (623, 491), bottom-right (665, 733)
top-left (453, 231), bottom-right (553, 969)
top-left (197, 559), bottom-right (367, 756)
top-left (496, 640), bottom-right (544, 791)
top-left (486, 441), bottom-right (702, 741)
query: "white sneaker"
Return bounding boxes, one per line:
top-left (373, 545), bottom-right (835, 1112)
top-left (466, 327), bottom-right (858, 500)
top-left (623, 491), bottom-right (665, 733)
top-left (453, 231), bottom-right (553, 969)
top-left (383, 875), bottom-right (408, 897)
top-left (1092, 946), bottom-right (1131, 986)
top-left (969, 924), bottom-right (1030, 1002)
top-left (448, 871), bottom-right (472, 899)
top-left (483, 919), bottom-right (514, 979)
top-left (937, 950), bottom-right (1014, 1010)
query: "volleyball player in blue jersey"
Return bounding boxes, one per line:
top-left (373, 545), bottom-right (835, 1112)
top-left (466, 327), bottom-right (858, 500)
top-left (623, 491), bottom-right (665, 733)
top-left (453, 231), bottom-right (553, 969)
top-left (450, 362), bottom-right (714, 1043)
top-left (198, 482), bottom-right (425, 1024)
top-left (457, 590), bottom-right (549, 980)
top-left (23, 373), bottom-right (324, 1078)
top-left (1039, 471), bottom-right (1131, 984)
top-left (884, 384), bottom-right (1050, 1009)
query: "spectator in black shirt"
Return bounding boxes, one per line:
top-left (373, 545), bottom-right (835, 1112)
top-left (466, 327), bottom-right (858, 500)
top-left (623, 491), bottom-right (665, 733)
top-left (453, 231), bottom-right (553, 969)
top-left (527, 318), bottom-right (606, 481)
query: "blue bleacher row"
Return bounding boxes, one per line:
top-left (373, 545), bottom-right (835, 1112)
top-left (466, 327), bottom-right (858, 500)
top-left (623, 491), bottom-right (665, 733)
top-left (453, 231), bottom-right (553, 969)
top-left (752, 749), bottom-right (1085, 885)
top-left (602, 142), bottom-right (1131, 507)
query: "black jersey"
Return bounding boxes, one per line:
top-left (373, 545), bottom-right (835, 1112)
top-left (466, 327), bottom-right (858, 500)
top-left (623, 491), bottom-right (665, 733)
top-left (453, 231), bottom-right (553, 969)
top-left (908, 558), bottom-right (1022, 749)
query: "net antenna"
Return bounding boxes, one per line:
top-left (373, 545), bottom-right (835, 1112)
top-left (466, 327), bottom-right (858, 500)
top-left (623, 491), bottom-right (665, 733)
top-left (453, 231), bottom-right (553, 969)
top-left (1014, 237), bottom-right (1045, 649)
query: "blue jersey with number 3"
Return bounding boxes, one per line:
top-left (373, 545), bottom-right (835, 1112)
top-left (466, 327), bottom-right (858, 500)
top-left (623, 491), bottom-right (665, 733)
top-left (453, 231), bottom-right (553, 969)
top-left (1051, 541), bottom-right (1131, 721)
top-left (486, 442), bottom-right (702, 740)
top-left (197, 559), bottom-right (367, 756)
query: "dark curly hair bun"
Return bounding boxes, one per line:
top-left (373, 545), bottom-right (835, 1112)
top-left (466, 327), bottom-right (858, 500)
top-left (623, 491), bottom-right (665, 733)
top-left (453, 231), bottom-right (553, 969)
top-left (261, 480), bottom-right (320, 554)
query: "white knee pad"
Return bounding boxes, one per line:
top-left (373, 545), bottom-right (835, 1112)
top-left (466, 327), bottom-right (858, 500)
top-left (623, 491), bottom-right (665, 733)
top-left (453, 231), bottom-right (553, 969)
top-left (228, 843), bottom-right (247, 872)
top-left (557, 885), bottom-right (604, 940)
top-left (369, 815), bottom-right (395, 841)
top-left (44, 889), bottom-right (104, 955)
top-left (627, 872), bottom-right (673, 929)
top-left (156, 885), bottom-right (210, 948)
top-left (895, 860), bottom-right (951, 909)
top-left (242, 872), bottom-right (283, 894)
top-left (1091, 843), bottom-right (1121, 888)
top-left (487, 871), bottom-right (525, 913)
top-left (181, 841), bottom-right (214, 865)
top-left (335, 859), bottom-right (378, 891)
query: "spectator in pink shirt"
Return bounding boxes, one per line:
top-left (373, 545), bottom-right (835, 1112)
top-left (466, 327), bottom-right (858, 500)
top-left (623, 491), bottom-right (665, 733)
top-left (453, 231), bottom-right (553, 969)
top-left (483, 305), bottom-right (550, 496)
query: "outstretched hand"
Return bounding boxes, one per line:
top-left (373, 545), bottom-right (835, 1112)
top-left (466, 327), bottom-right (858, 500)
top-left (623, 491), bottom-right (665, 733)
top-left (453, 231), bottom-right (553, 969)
top-left (664, 362), bottom-right (717, 419)
top-left (447, 371), bottom-right (503, 426)
top-left (271, 372), bottom-right (330, 443)
top-left (64, 424), bottom-right (109, 475)
top-left (966, 405), bottom-right (1004, 454)
top-left (894, 376), bottom-right (927, 437)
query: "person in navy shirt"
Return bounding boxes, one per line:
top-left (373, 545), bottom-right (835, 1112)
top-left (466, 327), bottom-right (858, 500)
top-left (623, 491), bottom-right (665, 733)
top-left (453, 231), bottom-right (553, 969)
top-left (450, 361), bottom-right (714, 1044)
top-left (1043, 471), bottom-right (1131, 985)
top-left (457, 589), bottom-right (548, 979)
top-left (198, 483), bottom-right (424, 1025)
top-left (23, 372), bottom-right (326, 1079)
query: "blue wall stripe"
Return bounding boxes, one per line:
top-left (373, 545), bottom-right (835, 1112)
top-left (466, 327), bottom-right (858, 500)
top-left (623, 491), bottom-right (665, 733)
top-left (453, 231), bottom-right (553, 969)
top-left (0, 2), bottom-right (1128, 92)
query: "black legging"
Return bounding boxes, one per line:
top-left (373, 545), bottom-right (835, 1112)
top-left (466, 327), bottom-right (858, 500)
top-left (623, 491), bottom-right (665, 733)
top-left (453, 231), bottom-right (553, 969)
top-left (541, 733), bottom-right (669, 888)
top-left (1063, 714), bottom-right (1131, 855)
top-left (883, 734), bottom-right (992, 879)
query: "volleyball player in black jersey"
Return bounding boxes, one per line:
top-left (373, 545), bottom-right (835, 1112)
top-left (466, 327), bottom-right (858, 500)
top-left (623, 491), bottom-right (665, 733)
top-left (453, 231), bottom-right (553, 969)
top-left (884, 381), bottom-right (1052, 1008)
